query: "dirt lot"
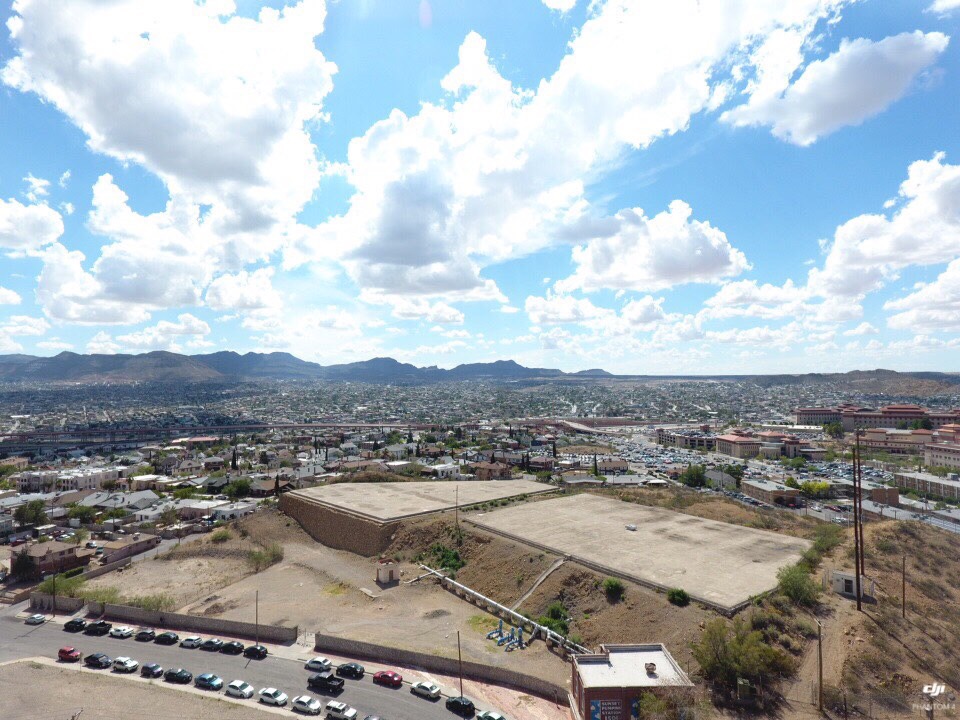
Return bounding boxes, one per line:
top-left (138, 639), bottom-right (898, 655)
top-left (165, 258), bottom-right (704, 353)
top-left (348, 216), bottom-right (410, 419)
top-left (183, 512), bottom-right (572, 685)
top-left (82, 533), bottom-right (258, 608)
top-left (0, 659), bottom-right (282, 720)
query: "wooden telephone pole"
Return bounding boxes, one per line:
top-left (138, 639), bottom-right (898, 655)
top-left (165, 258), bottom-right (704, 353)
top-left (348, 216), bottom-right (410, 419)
top-left (852, 430), bottom-right (863, 612)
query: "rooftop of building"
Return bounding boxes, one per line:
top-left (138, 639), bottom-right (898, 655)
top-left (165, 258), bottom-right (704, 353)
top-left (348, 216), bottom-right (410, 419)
top-left (574, 644), bottom-right (692, 688)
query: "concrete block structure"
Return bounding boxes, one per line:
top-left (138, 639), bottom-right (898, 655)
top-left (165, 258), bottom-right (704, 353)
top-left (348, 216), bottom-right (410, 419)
top-left (741, 478), bottom-right (800, 505)
top-left (571, 644), bottom-right (693, 720)
top-left (280, 480), bottom-right (550, 555)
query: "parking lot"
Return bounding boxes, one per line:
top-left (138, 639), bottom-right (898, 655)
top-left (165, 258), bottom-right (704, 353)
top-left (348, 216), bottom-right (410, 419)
top-left (0, 611), bottom-right (529, 720)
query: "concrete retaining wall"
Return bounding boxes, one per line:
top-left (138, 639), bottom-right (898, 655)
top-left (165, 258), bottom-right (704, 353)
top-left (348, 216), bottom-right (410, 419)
top-left (30, 592), bottom-right (86, 613)
top-left (85, 602), bottom-right (298, 644)
top-left (313, 632), bottom-right (569, 704)
top-left (79, 557), bottom-right (131, 580)
top-left (280, 493), bottom-right (398, 556)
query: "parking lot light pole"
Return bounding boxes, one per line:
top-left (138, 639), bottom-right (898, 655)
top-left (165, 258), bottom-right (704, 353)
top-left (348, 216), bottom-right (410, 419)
top-left (457, 630), bottom-right (464, 698)
top-left (255, 589), bottom-right (259, 648)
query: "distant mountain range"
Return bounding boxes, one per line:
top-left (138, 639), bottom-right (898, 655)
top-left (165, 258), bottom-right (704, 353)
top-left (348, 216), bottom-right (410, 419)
top-left (0, 351), bottom-right (574, 384)
top-left (0, 351), bottom-right (956, 391)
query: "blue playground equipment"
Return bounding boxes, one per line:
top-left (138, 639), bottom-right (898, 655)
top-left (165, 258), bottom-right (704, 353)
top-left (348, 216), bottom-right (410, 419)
top-left (497, 628), bottom-right (515, 647)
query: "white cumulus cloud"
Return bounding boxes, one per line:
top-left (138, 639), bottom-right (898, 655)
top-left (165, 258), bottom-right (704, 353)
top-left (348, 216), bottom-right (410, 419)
top-left (724, 31), bottom-right (949, 145)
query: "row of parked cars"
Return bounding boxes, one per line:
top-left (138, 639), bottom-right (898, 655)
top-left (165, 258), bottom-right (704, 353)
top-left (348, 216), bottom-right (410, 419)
top-left (56, 629), bottom-right (506, 720)
top-left (61, 617), bottom-right (269, 658)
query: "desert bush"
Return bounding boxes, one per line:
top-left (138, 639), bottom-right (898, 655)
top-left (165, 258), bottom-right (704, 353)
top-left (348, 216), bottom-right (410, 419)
top-left (667, 588), bottom-right (690, 606)
top-left (210, 529), bottom-right (232, 544)
top-left (777, 564), bottom-right (819, 607)
top-left (603, 577), bottom-right (625, 601)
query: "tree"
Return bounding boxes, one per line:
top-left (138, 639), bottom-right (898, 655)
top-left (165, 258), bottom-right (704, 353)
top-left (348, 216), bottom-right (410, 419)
top-left (101, 479), bottom-right (118, 492)
top-left (73, 528), bottom-right (89, 546)
top-left (799, 480), bottom-right (831, 498)
top-left (690, 618), bottom-right (796, 692)
top-left (10, 550), bottom-right (36, 579)
top-left (231, 447), bottom-right (239, 471)
top-left (592, 454), bottom-right (599, 476)
top-left (259, 451), bottom-right (269, 466)
top-left (552, 441), bottom-right (557, 458)
top-left (822, 422), bottom-right (844, 438)
top-left (67, 505), bottom-right (98, 524)
top-left (777, 563), bottom-right (819, 606)
top-left (159, 507), bottom-right (179, 527)
top-left (784, 476), bottom-right (800, 489)
top-left (14, 500), bottom-right (47, 527)
top-left (225, 478), bottom-right (252, 499)
top-left (679, 465), bottom-right (706, 488)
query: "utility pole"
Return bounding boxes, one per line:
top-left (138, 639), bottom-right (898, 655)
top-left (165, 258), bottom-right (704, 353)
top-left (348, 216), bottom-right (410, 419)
top-left (456, 630), bottom-right (464, 698)
top-left (902, 554), bottom-right (907, 619)
top-left (255, 589), bottom-right (259, 648)
top-left (852, 430), bottom-right (862, 612)
top-left (817, 620), bottom-right (824, 713)
top-left (455, 485), bottom-right (460, 541)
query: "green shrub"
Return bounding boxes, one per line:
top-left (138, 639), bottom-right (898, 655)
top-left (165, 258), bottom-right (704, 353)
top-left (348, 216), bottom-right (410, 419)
top-left (777, 564), bottom-right (819, 607)
top-left (125, 594), bottom-right (176, 611)
top-left (691, 618), bottom-right (797, 692)
top-left (667, 588), bottom-right (690, 606)
top-left (210, 529), bottom-right (232, 544)
top-left (603, 577), bottom-right (625, 601)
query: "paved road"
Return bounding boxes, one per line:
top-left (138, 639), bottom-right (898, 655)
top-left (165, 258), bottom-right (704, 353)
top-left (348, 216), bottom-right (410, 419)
top-left (0, 610), bottom-right (485, 720)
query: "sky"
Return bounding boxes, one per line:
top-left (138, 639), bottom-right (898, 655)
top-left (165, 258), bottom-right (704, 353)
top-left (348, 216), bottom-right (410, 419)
top-left (1, 0), bottom-right (959, 375)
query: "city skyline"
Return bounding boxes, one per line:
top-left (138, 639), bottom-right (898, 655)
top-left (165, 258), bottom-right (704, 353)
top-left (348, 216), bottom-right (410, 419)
top-left (1, 0), bottom-right (959, 374)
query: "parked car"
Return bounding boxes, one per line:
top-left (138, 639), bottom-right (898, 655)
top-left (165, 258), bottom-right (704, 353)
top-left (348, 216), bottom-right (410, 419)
top-left (64, 618), bottom-right (87, 632)
top-left (292, 695), bottom-right (323, 715)
top-left (154, 632), bottom-right (179, 645)
top-left (335, 662), bottom-right (364, 680)
top-left (259, 688), bottom-right (288, 706)
top-left (220, 641), bottom-right (244, 655)
top-left (305, 656), bottom-right (331, 672)
top-left (135, 628), bottom-right (156, 642)
top-left (180, 636), bottom-right (203, 648)
top-left (84, 653), bottom-right (112, 669)
top-left (85, 620), bottom-right (112, 636)
top-left (243, 644), bottom-right (268, 660)
top-left (477, 711), bottom-right (507, 720)
top-left (411, 681), bottom-right (441, 700)
top-left (195, 673), bottom-right (224, 691)
top-left (226, 680), bottom-right (255, 699)
top-left (307, 672), bottom-right (344, 693)
top-left (141, 663), bottom-right (163, 678)
top-left (25, 614), bottom-right (46, 625)
top-left (164, 668), bottom-right (193, 684)
top-left (58, 647), bottom-right (81, 662)
top-left (112, 657), bottom-right (139, 673)
top-left (199, 638), bottom-right (224, 652)
top-left (446, 697), bottom-right (476, 716)
top-left (110, 626), bottom-right (134, 639)
top-left (325, 700), bottom-right (358, 720)
top-left (373, 670), bottom-right (403, 688)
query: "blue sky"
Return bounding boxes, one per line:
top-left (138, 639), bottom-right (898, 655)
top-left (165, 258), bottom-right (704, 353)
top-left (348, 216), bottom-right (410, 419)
top-left (1, 0), bottom-right (959, 374)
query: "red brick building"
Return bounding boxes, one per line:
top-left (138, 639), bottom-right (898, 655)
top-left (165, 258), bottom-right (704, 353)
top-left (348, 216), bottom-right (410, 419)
top-left (571, 644), bottom-right (693, 720)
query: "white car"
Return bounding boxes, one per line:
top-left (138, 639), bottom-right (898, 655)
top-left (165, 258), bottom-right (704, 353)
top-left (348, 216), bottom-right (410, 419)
top-left (259, 688), bottom-right (288, 706)
top-left (226, 680), bottom-right (254, 699)
top-left (324, 700), bottom-right (358, 720)
top-left (110, 625), bottom-right (133, 638)
top-left (180, 635), bottom-right (203, 648)
top-left (410, 681), bottom-right (441, 699)
top-left (292, 695), bottom-right (323, 715)
top-left (477, 712), bottom-right (507, 720)
top-left (305, 656), bottom-right (331, 672)
top-left (24, 614), bottom-right (46, 625)
top-left (112, 656), bottom-right (139, 673)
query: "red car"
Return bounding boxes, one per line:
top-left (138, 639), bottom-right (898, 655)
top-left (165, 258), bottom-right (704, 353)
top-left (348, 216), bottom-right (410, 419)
top-left (373, 670), bottom-right (403, 688)
top-left (58, 647), bottom-right (81, 662)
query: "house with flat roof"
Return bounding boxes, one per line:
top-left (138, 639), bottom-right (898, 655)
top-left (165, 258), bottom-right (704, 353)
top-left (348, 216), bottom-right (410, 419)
top-left (742, 478), bottom-right (799, 506)
top-left (571, 644), bottom-right (693, 720)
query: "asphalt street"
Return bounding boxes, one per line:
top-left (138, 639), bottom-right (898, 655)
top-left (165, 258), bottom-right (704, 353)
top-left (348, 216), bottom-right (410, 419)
top-left (0, 609), bottom-right (490, 720)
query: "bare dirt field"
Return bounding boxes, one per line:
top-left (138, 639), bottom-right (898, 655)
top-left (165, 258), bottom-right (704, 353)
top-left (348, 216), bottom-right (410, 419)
top-left (0, 659), bottom-right (281, 720)
top-left (83, 533), bottom-right (259, 608)
top-left (183, 512), bottom-right (572, 685)
top-left (469, 494), bottom-right (811, 611)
